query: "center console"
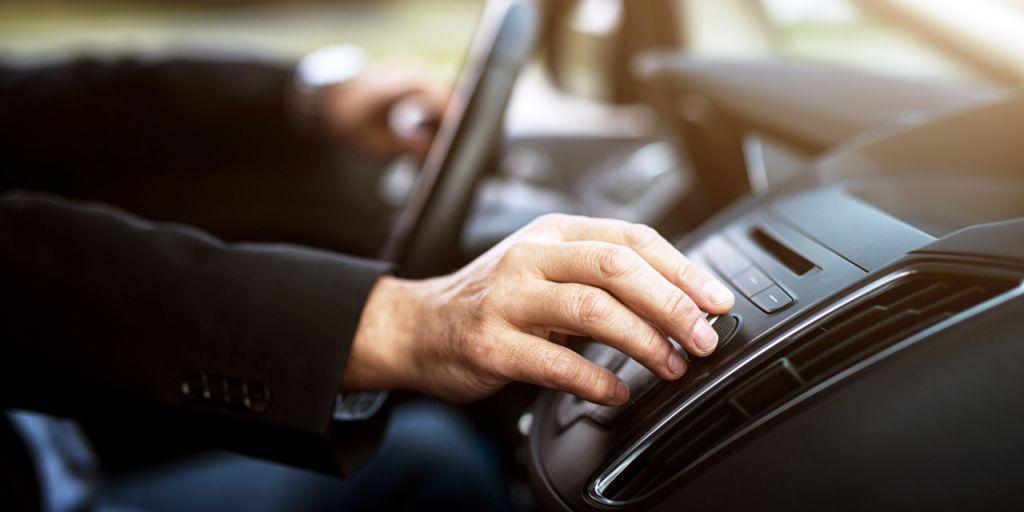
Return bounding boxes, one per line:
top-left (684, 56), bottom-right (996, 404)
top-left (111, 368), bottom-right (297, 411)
top-left (527, 96), bottom-right (1024, 511)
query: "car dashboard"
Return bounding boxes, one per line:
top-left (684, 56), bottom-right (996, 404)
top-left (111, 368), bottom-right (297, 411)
top-left (527, 93), bottom-right (1024, 510)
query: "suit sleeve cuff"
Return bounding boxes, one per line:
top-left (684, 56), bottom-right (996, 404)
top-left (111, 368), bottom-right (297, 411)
top-left (332, 391), bottom-right (388, 422)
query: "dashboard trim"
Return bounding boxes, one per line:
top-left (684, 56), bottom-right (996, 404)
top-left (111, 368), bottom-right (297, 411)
top-left (587, 266), bottom-right (1024, 507)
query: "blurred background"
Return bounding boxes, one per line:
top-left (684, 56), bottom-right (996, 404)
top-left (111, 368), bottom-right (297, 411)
top-left (0, 0), bottom-right (482, 83)
top-left (5, 0), bottom-right (1024, 386)
top-left (3, 0), bottom-right (1024, 91)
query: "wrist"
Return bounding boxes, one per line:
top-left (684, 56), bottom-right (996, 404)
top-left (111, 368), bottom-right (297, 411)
top-left (343, 275), bottom-right (421, 391)
top-left (290, 44), bottom-right (367, 141)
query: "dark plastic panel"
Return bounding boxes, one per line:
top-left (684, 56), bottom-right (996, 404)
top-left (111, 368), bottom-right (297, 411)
top-left (913, 218), bottom-right (1024, 264)
top-left (772, 187), bottom-right (934, 271)
top-left (649, 289), bottom-right (1024, 511)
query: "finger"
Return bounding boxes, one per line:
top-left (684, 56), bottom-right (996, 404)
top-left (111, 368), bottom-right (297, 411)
top-left (363, 66), bottom-right (449, 116)
top-left (545, 215), bottom-right (735, 314)
top-left (510, 281), bottom-right (686, 380)
top-left (387, 95), bottom-right (442, 158)
top-left (527, 240), bottom-right (720, 356)
top-left (493, 330), bottom-right (628, 406)
top-left (411, 136), bottom-right (433, 158)
top-left (355, 128), bottom-right (414, 157)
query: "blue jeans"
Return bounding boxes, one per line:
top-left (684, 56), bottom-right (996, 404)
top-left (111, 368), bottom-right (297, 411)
top-left (16, 401), bottom-right (514, 512)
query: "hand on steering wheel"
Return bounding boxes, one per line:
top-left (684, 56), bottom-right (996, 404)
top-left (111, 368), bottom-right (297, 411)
top-left (325, 65), bottom-right (447, 158)
top-left (345, 214), bottom-right (735, 406)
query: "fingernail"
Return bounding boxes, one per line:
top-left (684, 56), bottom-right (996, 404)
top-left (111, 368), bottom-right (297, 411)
top-left (614, 380), bottom-right (630, 404)
top-left (667, 350), bottom-right (686, 377)
top-left (693, 319), bottom-right (719, 353)
top-left (703, 280), bottom-right (734, 305)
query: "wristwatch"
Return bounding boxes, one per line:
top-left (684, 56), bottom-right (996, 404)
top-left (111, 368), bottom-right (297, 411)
top-left (291, 44), bottom-right (368, 136)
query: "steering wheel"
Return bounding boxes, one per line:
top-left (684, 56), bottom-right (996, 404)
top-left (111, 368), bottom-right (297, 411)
top-left (381, 0), bottom-right (540, 278)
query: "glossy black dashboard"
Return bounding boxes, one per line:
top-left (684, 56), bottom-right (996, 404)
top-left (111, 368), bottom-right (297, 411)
top-left (528, 95), bottom-right (1024, 510)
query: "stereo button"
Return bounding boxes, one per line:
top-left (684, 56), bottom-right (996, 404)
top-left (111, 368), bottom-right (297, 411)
top-left (733, 267), bottom-right (773, 297)
top-left (704, 237), bottom-right (750, 278)
top-left (751, 285), bottom-right (793, 313)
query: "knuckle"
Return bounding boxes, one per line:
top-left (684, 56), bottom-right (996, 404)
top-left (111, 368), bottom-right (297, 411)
top-left (532, 213), bottom-right (569, 230)
top-left (502, 240), bottom-right (538, 266)
top-left (574, 289), bottom-right (613, 324)
top-left (678, 258), bottom-right (700, 285)
top-left (545, 352), bottom-right (585, 388)
top-left (595, 246), bottom-right (637, 280)
top-left (663, 291), bottom-right (697, 321)
top-left (637, 328), bottom-right (668, 361)
top-left (475, 338), bottom-right (511, 375)
top-left (467, 334), bottom-right (498, 366)
top-left (481, 290), bottom-right (517, 324)
top-left (460, 313), bottom-right (491, 345)
top-left (625, 223), bottom-right (659, 249)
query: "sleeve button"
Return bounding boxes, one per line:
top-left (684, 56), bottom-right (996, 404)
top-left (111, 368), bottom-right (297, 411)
top-left (244, 382), bottom-right (270, 413)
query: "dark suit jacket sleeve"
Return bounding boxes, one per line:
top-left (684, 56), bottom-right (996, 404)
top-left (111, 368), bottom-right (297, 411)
top-left (0, 190), bottom-right (393, 474)
top-left (0, 56), bottom-right (320, 193)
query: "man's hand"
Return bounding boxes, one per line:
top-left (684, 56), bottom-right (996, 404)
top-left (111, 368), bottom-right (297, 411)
top-left (344, 214), bottom-right (735, 406)
top-left (324, 65), bottom-right (447, 158)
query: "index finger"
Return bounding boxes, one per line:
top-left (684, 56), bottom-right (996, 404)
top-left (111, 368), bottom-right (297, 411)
top-left (544, 215), bottom-right (735, 314)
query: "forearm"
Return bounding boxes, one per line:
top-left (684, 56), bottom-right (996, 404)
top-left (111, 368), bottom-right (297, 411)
top-left (0, 190), bottom-right (390, 470)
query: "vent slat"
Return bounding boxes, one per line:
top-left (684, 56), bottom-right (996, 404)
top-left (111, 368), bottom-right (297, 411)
top-left (872, 312), bottom-right (957, 356)
top-left (794, 284), bottom-right (986, 380)
top-left (796, 310), bottom-right (925, 378)
top-left (787, 306), bottom-right (887, 368)
top-left (918, 285), bottom-right (988, 315)
top-left (885, 282), bottom-right (950, 312)
top-left (602, 272), bottom-right (1015, 503)
top-left (788, 282), bottom-right (948, 368)
top-left (663, 408), bottom-right (741, 468)
top-left (728, 359), bottom-right (804, 419)
top-left (644, 403), bottom-right (740, 465)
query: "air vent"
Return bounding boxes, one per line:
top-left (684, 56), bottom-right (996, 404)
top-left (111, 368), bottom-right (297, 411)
top-left (597, 270), bottom-right (1017, 503)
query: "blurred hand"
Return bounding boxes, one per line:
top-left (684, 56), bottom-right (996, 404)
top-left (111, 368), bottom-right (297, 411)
top-left (345, 214), bottom-right (735, 406)
top-left (324, 65), bottom-right (447, 158)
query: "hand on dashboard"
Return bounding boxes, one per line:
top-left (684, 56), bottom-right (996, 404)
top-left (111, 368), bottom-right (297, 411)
top-left (344, 214), bottom-right (735, 406)
top-left (324, 65), bottom-right (447, 158)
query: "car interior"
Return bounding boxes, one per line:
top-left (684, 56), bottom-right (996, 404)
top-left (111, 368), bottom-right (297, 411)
top-left (5, 0), bottom-right (1024, 509)
top-left (392, 0), bottom-right (1024, 509)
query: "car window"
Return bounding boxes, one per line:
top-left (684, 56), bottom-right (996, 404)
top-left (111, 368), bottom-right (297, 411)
top-left (0, 0), bottom-right (482, 80)
top-left (677, 0), bottom-right (1024, 87)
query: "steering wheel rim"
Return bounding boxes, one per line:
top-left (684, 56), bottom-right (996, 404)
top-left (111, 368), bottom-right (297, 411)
top-left (381, 0), bottom-right (540, 278)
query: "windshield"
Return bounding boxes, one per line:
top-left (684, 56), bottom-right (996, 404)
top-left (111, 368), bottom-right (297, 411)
top-left (678, 0), bottom-right (1024, 87)
top-left (0, 0), bottom-right (482, 81)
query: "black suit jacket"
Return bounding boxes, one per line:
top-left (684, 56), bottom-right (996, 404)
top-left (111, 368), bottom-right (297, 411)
top-left (0, 56), bottom-right (393, 476)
